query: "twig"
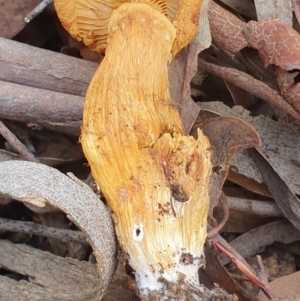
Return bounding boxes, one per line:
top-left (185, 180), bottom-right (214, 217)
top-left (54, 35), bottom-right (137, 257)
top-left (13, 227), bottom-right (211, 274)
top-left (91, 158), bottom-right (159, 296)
top-left (214, 241), bottom-right (274, 299)
top-left (0, 217), bottom-right (88, 244)
top-left (210, 233), bottom-right (257, 275)
top-left (24, 0), bottom-right (54, 23)
top-left (0, 81), bottom-right (83, 136)
top-left (207, 192), bottom-right (229, 238)
top-left (0, 120), bottom-right (39, 162)
top-left (198, 59), bottom-right (300, 120)
top-left (85, 173), bottom-right (93, 185)
top-left (226, 197), bottom-right (282, 217)
top-left (0, 37), bottom-right (96, 97)
top-left (256, 255), bottom-right (272, 289)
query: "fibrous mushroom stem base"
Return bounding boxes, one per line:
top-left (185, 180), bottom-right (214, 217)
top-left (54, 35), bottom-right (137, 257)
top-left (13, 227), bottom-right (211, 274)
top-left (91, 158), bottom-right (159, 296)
top-left (81, 3), bottom-right (211, 299)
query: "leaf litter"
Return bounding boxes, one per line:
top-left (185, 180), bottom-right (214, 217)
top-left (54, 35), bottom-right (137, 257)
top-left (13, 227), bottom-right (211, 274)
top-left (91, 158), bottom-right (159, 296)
top-left (1, 0), bottom-right (300, 300)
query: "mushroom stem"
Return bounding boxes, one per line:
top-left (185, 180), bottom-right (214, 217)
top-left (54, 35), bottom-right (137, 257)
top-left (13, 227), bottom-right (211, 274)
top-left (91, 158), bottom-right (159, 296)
top-left (81, 3), bottom-right (211, 299)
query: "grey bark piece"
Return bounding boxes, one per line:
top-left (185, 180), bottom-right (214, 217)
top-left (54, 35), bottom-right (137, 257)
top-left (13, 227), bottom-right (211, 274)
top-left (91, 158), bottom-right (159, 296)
top-left (254, 0), bottom-right (292, 26)
top-left (0, 160), bottom-right (117, 298)
top-left (0, 240), bottom-right (100, 301)
top-left (0, 240), bottom-right (137, 301)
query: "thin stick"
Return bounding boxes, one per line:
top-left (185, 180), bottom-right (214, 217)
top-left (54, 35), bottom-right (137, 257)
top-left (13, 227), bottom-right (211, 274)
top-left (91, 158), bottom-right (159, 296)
top-left (207, 192), bottom-right (229, 238)
top-left (214, 241), bottom-right (274, 299)
top-left (256, 255), bottom-right (271, 285)
top-left (0, 217), bottom-right (88, 244)
top-left (0, 120), bottom-right (39, 163)
top-left (0, 81), bottom-right (83, 136)
top-left (226, 196), bottom-right (281, 217)
top-left (210, 233), bottom-right (257, 276)
top-left (0, 37), bottom-right (97, 97)
top-left (198, 59), bottom-right (300, 120)
top-left (24, 0), bottom-right (54, 23)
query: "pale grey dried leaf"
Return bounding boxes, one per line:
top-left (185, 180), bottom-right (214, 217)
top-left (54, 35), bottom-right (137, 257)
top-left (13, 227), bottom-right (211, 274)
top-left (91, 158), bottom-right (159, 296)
top-left (196, 0), bottom-right (212, 50)
top-left (0, 160), bottom-right (117, 296)
top-left (265, 295), bottom-right (300, 301)
top-left (0, 240), bottom-right (101, 301)
top-left (221, 220), bottom-right (300, 265)
top-left (199, 102), bottom-right (300, 195)
top-left (249, 149), bottom-right (300, 230)
top-left (254, 0), bottom-right (292, 26)
top-left (230, 151), bottom-right (263, 183)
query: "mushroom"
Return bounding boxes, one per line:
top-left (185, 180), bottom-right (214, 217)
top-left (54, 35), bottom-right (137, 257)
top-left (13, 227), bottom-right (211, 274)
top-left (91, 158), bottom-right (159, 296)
top-left (54, 0), bottom-right (211, 300)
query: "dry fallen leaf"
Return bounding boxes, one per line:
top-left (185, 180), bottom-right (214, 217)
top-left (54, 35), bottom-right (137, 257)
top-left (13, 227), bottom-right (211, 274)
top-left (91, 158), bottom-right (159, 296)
top-left (198, 102), bottom-right (300, 231)
top-left (192, 116), bottom-right (260, 213)
top-left (258, 271), bottom-right (300, 301)
top-left (199, 102), bottom-right (300, 196)
top-left (208, 2), bottom-right (247, 58)
top-left (225, 81), bottom-right (257, 110)
top-left (249, 149), bottom-right (300, 231)
top-left (242, 19), bottom-right (300, 70)
top-left (253, 0), bottom-right (293, 26)
top-left (226, 170), bottom-right (271, 197)
top-left (220, 220), bottom-right (300, 265)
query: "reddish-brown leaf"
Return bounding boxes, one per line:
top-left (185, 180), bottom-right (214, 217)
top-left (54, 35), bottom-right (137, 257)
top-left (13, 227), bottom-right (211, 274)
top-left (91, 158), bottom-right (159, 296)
top-left (243, 18), bottom-right (300, 70)
top-left (208, 2), bottom-right (247, 57)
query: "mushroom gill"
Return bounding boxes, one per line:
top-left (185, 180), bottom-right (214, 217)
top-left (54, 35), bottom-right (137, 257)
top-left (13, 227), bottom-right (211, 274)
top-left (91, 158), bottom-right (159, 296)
top-left (54, 0), bottom-right (180, 52)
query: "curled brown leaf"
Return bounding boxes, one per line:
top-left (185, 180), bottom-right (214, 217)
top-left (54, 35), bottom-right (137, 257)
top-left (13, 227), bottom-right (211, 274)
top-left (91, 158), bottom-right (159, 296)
top-left (192, 116), bottom-right (260, 212)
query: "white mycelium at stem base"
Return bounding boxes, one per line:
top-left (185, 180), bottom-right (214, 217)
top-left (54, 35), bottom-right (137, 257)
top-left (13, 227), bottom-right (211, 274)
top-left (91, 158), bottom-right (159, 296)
top-left (81, 2), bottom-right (211, 298)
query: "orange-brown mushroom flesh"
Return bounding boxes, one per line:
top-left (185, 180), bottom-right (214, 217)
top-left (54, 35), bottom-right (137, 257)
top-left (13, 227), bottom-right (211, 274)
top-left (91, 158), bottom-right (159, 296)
top-left (55, 0), bottom-right (210, 299)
